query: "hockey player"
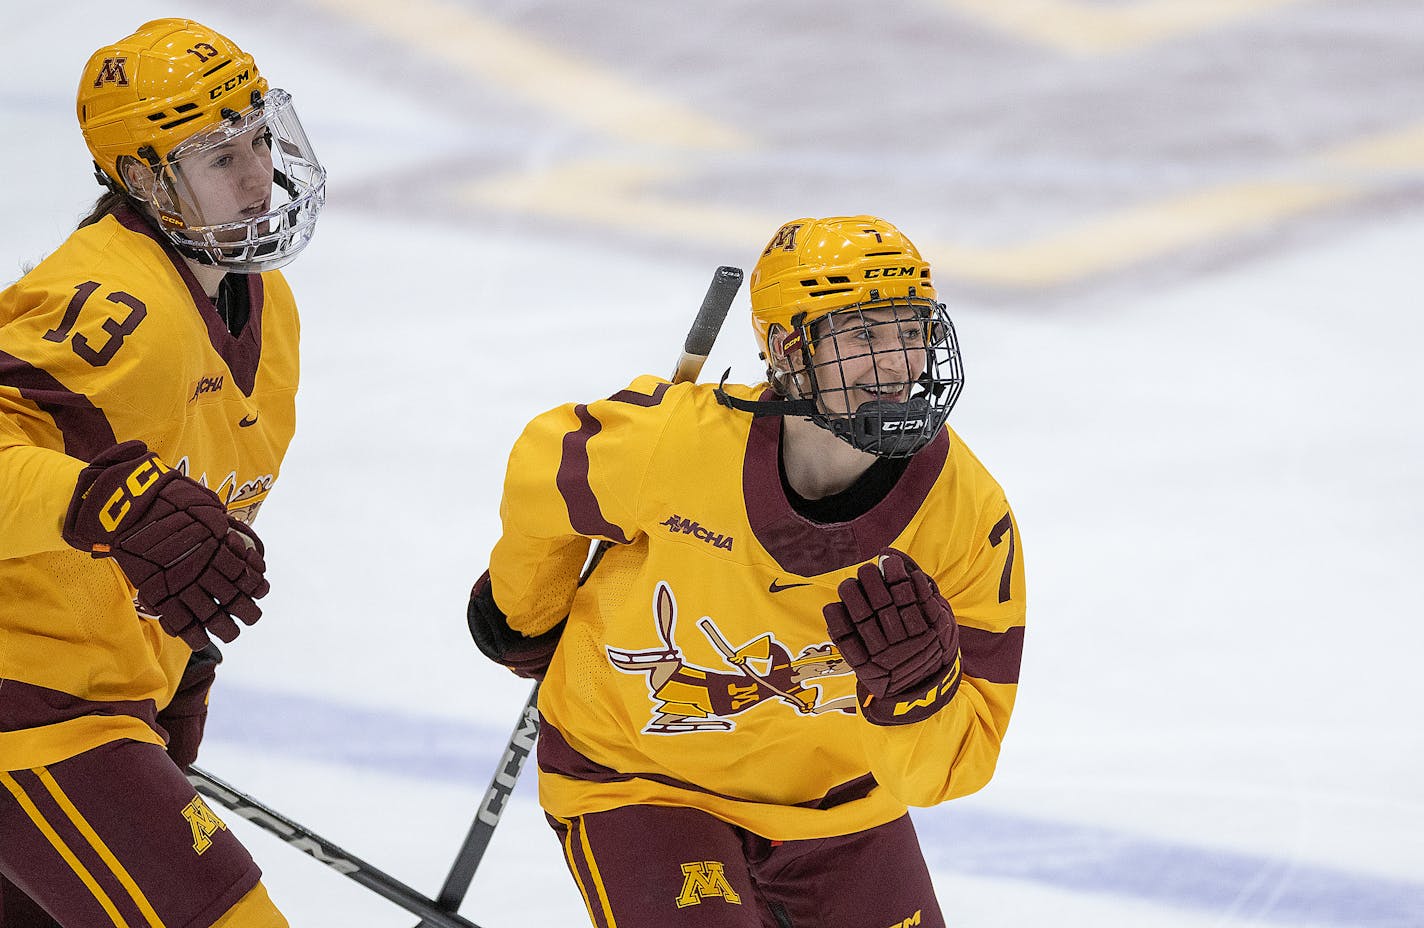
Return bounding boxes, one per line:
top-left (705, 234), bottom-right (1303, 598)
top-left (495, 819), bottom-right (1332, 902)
top-left (0, 19), bottom-right (325, 928)
top-left (470, 216), bottom-right (1026, 927)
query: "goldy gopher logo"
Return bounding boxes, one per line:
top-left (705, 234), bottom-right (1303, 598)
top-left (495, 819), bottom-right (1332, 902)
top-left (606, 581), bottom-right (856, 734)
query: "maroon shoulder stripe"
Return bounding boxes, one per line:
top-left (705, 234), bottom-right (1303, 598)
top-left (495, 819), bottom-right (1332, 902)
top-left (608, 381), bottom-right (670, 407)
top-left (959, 624), bottom-right (1025, 685)
top-left (557, 405), bottom-right (630, 545)
top-left (555, 382), bottom-right (673, 545)
top-left (0, 350), bottom-right (116, 461)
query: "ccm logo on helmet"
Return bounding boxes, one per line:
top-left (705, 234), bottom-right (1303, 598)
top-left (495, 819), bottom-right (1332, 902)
top-left (864, 266), bottom-right (917, 279)
top-left (208, 68), bottom-right (252, 101)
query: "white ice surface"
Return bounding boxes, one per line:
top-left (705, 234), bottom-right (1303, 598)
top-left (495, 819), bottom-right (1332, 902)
top-left (3, 3), bottom-right (1422, 926)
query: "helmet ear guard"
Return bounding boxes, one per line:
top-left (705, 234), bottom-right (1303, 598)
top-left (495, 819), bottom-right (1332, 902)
top-left (761, 323), bottom-right (810, 398)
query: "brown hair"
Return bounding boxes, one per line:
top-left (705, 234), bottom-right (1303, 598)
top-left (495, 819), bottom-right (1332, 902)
top-left (76, 189), bottom-right (131, 229)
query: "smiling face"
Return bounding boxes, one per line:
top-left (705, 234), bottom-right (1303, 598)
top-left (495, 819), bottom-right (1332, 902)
top-left (767, 297), bottom-right (963, 459)
top-left (784, 303), bottom-right (932, 416)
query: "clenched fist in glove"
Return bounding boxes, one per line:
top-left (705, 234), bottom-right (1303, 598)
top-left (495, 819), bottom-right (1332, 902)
top-left (468, 571), bottom-right (565, 680)
top-left (823, 548), bottom-right (962, 725)
top-left (62, 441), bottom-right (269, 650)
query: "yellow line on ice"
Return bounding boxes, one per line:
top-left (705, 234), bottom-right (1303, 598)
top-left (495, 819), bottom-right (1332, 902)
top-left (462, 119), bottom-right (1424, 288)
top-left (310, 0), bottom-right (747, 149)
top-left (460, 160), bottom-right (1349, 287)
top-left (935, 0), bottom-right (1319, 54)
top-left (1324, 120), bottom-right (1424, 173)
top-left (463, 159), bottom-right (771, 244)
top-left (930, 119), bottom-right (1424, 284)
top-left (929, 181), bottom-right (1353, 285)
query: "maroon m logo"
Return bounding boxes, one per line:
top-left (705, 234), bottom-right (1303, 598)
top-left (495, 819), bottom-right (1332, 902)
top-left (93, 58), bottom-right (129, 88)
top-left (762, 222), bottom-right (803, 256)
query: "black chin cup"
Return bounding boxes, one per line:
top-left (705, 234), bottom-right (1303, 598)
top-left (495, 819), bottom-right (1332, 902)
top-left (713, 370), bottom-right (948, 458)
top-left (825, 397), bottom-right (936, 458)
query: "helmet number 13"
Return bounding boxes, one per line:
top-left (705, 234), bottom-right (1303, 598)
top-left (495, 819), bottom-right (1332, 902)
top-left (187, 42), bottom-right (220, 63)
top-left (42, 281), bottom-right (148, 368)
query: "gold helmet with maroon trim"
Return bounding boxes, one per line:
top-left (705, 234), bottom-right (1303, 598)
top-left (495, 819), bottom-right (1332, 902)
top-left (76, 19), bottom-right (325, 272)
top-left (78, 19), bottom-right (267, 186)
top-left (750, 215), bottom-right (937, 358)
top-left (732, 216), bottom-right (963, 458)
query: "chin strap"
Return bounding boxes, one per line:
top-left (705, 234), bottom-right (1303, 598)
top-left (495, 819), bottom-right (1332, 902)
top-left (273, 167), bottom-right (299, 198)
top-left (712, 368), bottom-right (816, 419)
top-left (713, 368), bottom-right (941, 458)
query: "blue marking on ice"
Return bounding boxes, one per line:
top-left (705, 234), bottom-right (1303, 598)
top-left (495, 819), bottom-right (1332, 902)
top-left (931, 807), bottom-right (1424, 927)
top-left (207, 682), bottom-right (1424, 926)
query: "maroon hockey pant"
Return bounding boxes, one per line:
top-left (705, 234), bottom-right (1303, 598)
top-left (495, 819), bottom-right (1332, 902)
top-left (0, 739), bottom-right (261, 928)
top-left (549, 805), bottom-right (945, 928)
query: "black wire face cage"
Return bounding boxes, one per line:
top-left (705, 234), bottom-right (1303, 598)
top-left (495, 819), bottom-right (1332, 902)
top-left (787, 298), bottom-right (964, 458)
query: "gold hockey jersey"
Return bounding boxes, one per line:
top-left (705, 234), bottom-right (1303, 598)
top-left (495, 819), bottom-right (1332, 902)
top-left (0, 207), bottom-right (300, 770)
top-left (490, 376), bottom-right (1026, 840)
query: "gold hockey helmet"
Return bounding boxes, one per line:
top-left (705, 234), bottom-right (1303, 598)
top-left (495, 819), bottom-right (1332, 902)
top-left (724, 216), bottom-right (961, 458)
top-left (78, 19), bottom-right (269, 189)
top-left (75, 19), bottom-right (325, 272)
top-left (749, 215), bottom-right (937, 360)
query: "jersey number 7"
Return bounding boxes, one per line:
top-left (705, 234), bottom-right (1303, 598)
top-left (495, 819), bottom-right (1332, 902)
top-left (989, 511), bottom-right (1016, 604)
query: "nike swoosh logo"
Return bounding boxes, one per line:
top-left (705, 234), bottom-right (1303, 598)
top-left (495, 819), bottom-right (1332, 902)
top-left (768, 579), bottom-right (811, 593)
top-left (238, 413), bottom-right (259, 428)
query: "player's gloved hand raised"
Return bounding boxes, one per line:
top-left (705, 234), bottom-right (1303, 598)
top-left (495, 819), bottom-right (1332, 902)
top-left (823, 548), bottom-right (963, 725)
top-left (62, 441), bottom-right (269, 650)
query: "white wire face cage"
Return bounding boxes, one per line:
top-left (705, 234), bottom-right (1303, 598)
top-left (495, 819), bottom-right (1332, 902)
top-left (138, 89), bottom-right (326, 273)
top-left (789, 299), bottom-right (965, 457)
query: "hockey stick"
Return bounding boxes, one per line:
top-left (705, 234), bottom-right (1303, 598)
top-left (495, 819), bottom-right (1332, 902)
top-left (417, 687), bottom-right (540, 920)
top-left (696, 617), bottom-right (813, 713)
top-left (418, 264), bottom-right (745, 925)
top-left (186, 765), bottom-right (484, 928)
top-left (670, 265), bottom-right (745, 386)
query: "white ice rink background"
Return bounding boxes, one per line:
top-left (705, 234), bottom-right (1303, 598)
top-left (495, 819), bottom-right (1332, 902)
top-left (2, 2), bottom-right (1422, 925)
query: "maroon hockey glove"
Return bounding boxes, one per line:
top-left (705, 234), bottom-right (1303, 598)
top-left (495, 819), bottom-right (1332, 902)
top-left (157, 644), bottom-right (221, 770)
top-left (62, 441), bottom-right (269, 650)
top-left (823, 548), bottom-right (962, 726)
top-left (468, 571), bottom-right (565, 680)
